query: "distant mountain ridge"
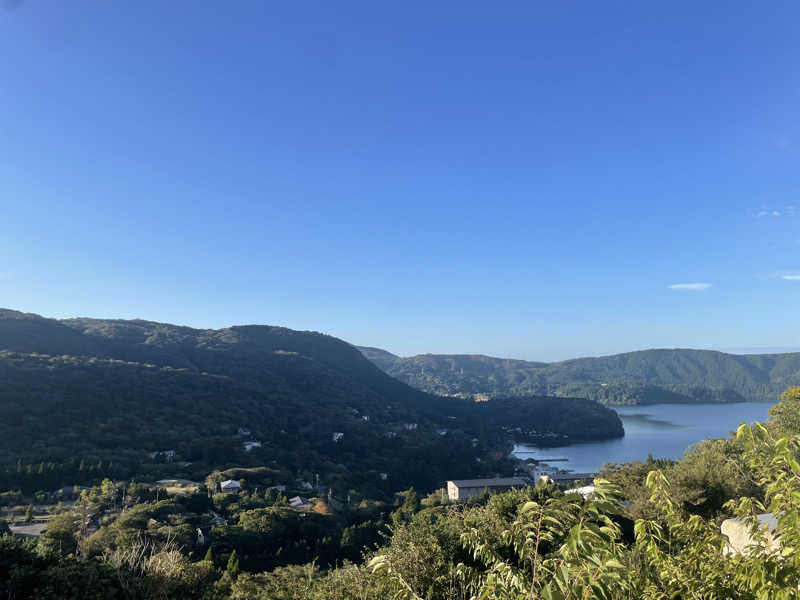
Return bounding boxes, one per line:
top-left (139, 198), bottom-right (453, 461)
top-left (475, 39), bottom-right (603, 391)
top-left (357, 346), bottom-right (800, 405)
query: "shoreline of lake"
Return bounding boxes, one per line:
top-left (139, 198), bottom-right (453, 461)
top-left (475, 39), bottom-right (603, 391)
top-left (512, 401), bottom-right (775, 474)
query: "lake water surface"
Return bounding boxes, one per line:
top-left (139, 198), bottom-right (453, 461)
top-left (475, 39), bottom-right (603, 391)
top-left (513, 402), bottom-right (774, 473)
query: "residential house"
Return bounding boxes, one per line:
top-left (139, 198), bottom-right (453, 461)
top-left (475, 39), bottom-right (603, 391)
top-left (332, 432), bottom-right (344, 442)
top-left (148, 450), bottom-right (176, 463)
top-left (289, 496), bottom-right (311, 509)
top-left (220, 480), bottom-right (241, 493)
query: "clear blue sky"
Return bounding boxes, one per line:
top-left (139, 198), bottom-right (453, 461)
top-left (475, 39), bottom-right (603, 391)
top-left (1, 1), bottom-right (799, 361)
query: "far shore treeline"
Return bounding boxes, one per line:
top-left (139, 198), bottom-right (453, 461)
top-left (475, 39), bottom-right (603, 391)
top-left (359, 345), bottom-right (800, 404)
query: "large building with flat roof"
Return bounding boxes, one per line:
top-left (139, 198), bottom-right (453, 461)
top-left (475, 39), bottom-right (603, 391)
top-left (446, 477), bottom-right (528, 501)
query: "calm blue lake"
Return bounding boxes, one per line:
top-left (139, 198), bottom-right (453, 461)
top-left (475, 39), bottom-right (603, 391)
top-left (512, 402), bottom-right (774, 473)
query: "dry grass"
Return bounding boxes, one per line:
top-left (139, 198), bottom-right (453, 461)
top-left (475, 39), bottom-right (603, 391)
top-left (155, 479), bottom-right (201, 495)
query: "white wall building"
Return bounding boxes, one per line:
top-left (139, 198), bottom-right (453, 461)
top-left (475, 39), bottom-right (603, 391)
top-left (220, 479), bottom-right (241, 493)
top-left (446, 477), bottom-right (528, 501)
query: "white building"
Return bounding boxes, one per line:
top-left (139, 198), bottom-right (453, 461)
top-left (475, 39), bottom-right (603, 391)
top-left (243, 441), bottom-right (262, 452)
top-left (220, 480), bottom-right (242, 493)
top-left (289, 496), bottom-right (311, 509)
top-left (563, 485), bottom-right (596, 500)
top-left (446, 477), bottom-right (528, 501)
top-left (148, 450), bottom-right (176, 462)
top-left (332, 432), bottom-right (344, 442)
top-left (721, 513), bottom-right (779, 555)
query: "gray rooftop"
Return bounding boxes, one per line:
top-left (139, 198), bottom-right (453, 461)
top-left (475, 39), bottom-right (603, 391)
top-left (448, 477), bottom-right (528, 488)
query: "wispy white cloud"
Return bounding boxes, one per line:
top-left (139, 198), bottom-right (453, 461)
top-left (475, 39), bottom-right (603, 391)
top-left (756, 203), bottom-right (799, 218)
top-left (669, 283), bottom-right (712, 291)
top-left (767, 271), bottom-right (800, 281)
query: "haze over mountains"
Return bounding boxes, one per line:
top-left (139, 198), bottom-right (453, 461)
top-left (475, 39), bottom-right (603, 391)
top-left (358, 346), bottom-right (800, 405)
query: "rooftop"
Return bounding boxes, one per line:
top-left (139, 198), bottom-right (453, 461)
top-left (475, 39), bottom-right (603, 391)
top-left (448, 477), bottom-right (528, 488)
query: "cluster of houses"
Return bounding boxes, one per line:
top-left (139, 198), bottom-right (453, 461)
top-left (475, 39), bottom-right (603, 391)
top-left (216, 478), bottom-right (314, 511)
top-left (235, 427), bottom-right (264, 453)
top-left (147, 450), bottom-right (176, 462)
top-left (331, 421), bottom-right (425, 443)
top-left (501, 426), bottom-right (565, 440)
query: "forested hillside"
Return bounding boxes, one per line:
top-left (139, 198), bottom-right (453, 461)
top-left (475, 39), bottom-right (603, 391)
top-left (359, 346), bottom-right (800, 404)
top-left (0, 310), bottom-right (621, 494)
top-left (3, 388), bottom-right (800, 600)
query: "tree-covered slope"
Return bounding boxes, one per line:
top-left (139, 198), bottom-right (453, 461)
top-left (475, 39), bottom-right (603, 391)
top-left (0, 310), bottom-right (622, 491)
top-left (0, 309), bottom-right (441, 418)
top-left (358, 346), bottom-right (800, 404)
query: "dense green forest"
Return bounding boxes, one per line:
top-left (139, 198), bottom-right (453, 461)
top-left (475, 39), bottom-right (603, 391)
top-left (359, 346), bottom-right (800, 404)
top-left (0, 310), bottom-right (621, 494)
top-left (2, 387), bottom-right (800, 599)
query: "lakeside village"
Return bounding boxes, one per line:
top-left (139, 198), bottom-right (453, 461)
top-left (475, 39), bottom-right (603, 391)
top-left (1, 425), bottom-right (596, 544)
top-left (7, 421), bottom-right (771, 571)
